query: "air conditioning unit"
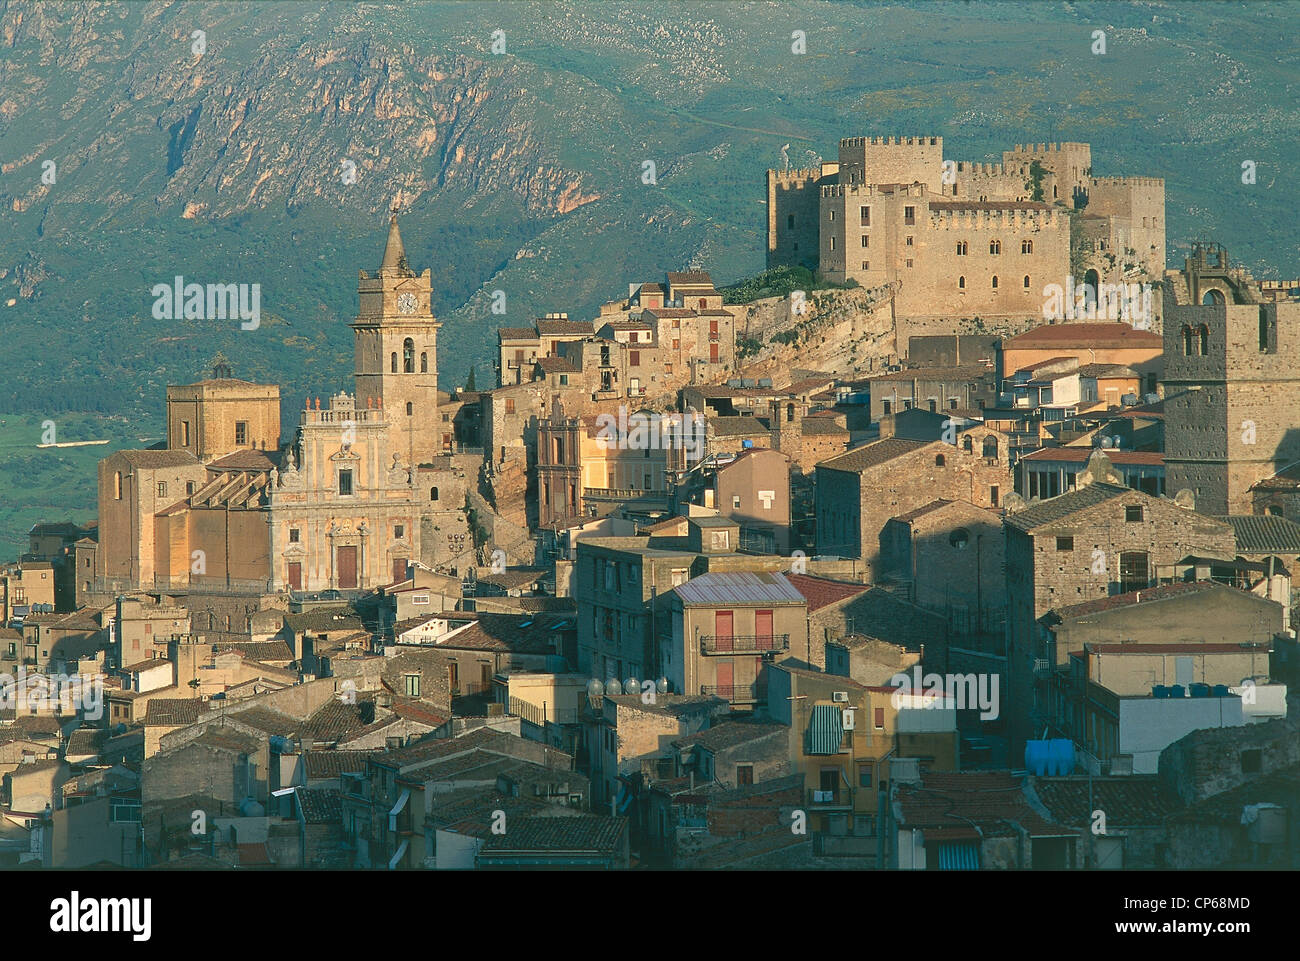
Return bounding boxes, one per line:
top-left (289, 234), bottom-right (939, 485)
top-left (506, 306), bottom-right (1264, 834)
top-left (832, 691), bottom-right (849, 703)
top-left (842, 708), bottom-right (856, 730)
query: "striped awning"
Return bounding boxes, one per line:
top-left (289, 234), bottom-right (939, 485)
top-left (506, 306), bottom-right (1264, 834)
top-left (937, 841), bottom-right (979, 870)
top-left (806, 703), bottom-right (845, 755)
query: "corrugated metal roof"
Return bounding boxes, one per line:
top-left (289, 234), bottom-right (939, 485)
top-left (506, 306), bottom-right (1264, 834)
top-left (672, 571), bottom-right (805, 606)
top-left (1221, 514), bottom-right (1300, 554)
top-left (805, 703), bottom-right (844, 756)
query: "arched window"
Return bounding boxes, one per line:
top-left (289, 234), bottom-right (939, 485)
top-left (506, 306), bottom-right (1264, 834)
top-left (391, 352), bottom-right (398, 373)
top-left (958, 276), bottom-right (965, 289)
top-left (420, 352), bottom-right (428, 373)
top-left (1198, 325), bottom-right (1209, 356)
top-left (962, 436), bottom-right (973, 453)
top-left (786, 403), bottom-right (795, 422)
top-left (992, 275), bottom-right (999, 289)
top-left (935, 454), bottom-right (946, 467)
top-left (989, 240), bottom-right (1001, 255)
top-left (406, 402), bottom-right (413, 416)
top-left (699, 298), bottom-right (707, 309)
top-left (403, 338), bottom-right (415, 373)
top-left (1182, 325), bottom-right (1194, 356)
top-left (430, 487), bottom-right (439, 502)
top-left (1022, 240), bottom-right (1033, 254)
top-left (1023, 275), bottom-right (1031, 289)
top-left (1202, 289), bottom-right (1225, 306)
top-left (982, 435), bottom-right (999, 459)
top-left (114, 471), bottom-right (122, 500)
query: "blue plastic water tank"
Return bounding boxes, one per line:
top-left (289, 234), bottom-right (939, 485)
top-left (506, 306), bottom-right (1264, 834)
top-left (1152, 685), bottom-right (1168, 699)
top-left (1190, 683), bottom-right (1210, 698)
top-left (1024, 740), bottom-right (1048, 775)
top-left (1213, 684), bottom-right (1230, 697)
top-left (1170, 685), bottom-right (1186, 698)
top-left (1047, 739), bottom-right (1075, 776)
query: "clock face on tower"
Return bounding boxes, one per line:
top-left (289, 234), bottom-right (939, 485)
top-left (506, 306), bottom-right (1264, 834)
top-left (396, 292), bottom-right (417, 315)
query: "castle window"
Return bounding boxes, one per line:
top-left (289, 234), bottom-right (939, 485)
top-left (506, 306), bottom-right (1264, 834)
top-left (406, 402), bottom-right (413, 415)
top-left (1024, 275), bottom-right (1031, 289)
top-left (1182, 325), bottom-right (1194, 356)
top-left (992, 275), bottom-right (999, 289)
top-left (180, 421), bottom-right (190, 447)
top-left (861, 235), bottom-right (870, 248)
top-left (338, 470), bottom-right (353, 496)
top-left (990, 240), bottom-right (1001, 255)
top-left (430, 487), bottom-right (439, 501)
top-left (787, 214), bottom-right (795, 230)
top-left (956, 241), bottom-right (967, 256)
top-left (862, 261), bottom-right (870, 271)
top-left (235, 421), bottom-right (247, 446)
top-left (958, 276), bottom-right (965, 289)
top-left (935, 454), bottom-right (946, 467)
top-left (1258, 308), bottom-right (1275, 353)
top-left (403, 338), bottom-right (415, 373)
top-left (828, 210), bottom-right (835, 221)
top-left (906, 236), bottom-right (914, 247)
top-left (114, 472), bottom-right (122, 500)
top-left (829, 237), bottom-right (835, 251)
top-left (906, 259), bottom-right (914, 269)
top-left (391, 352), bottom-right (398, 373)
top-left (982, 436), bottom-right (999, 459)
top-left (1198, 326), bottom-right (1209, 356)
top-left (1022, 240), bottom-right (1033, 254)
top-left (420, 352), bottom-right (428, 373)
top-left (904, 206), bottom-right (915, 225)
top-left (860, 206), bottom-right (870, 226)
top-left (962, 436), bottom-right (973, 453)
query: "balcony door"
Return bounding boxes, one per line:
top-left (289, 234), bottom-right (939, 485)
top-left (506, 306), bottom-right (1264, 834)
top-left (714, 611), bottom-right (734, 652)
top-left (715, 661), bottom-right (733, 697)
top-left (756, 609), bottom-right (773, 649)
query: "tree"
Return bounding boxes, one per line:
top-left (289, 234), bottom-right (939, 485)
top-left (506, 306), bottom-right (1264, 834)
top-left (465, 366), bottom-right (477, 391)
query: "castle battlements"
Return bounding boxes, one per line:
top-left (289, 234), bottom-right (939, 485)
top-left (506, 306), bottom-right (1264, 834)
top-left (1089, 176), bottom-right (1165, 188)
top-left (957, 162), bottom-right (1011, 178)
top-left (928, 207), bottom-right (1061, 229)
top-left (839, 136), bottom-right (941, 148)
top-left (768, 167), bottom-right (825, 188)
top-left (821, 182), bottom-right (928, 199)
top-left (1009, 142), bottom-right (1090, 154)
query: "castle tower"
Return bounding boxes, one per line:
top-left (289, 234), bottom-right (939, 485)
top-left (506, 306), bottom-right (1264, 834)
top-left (1163, 261), bottom-right (1300, 515)
top-left (351, 215), bottom-right (441, 467)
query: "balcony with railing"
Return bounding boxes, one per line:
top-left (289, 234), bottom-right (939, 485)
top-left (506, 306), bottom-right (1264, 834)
top-left (701, 681), bottom-right (768, 704)
top-left (700, 633), bottom-right (789, 655)
top-left (806, 787), bottom-right (855, 810)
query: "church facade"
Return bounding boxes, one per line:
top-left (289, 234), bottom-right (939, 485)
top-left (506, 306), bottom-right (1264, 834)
top-left (97, 217), bottom-right (472, 596)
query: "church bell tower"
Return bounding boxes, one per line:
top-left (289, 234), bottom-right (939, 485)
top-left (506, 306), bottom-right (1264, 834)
top-left (352, 214), bottom-right (441, 468)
